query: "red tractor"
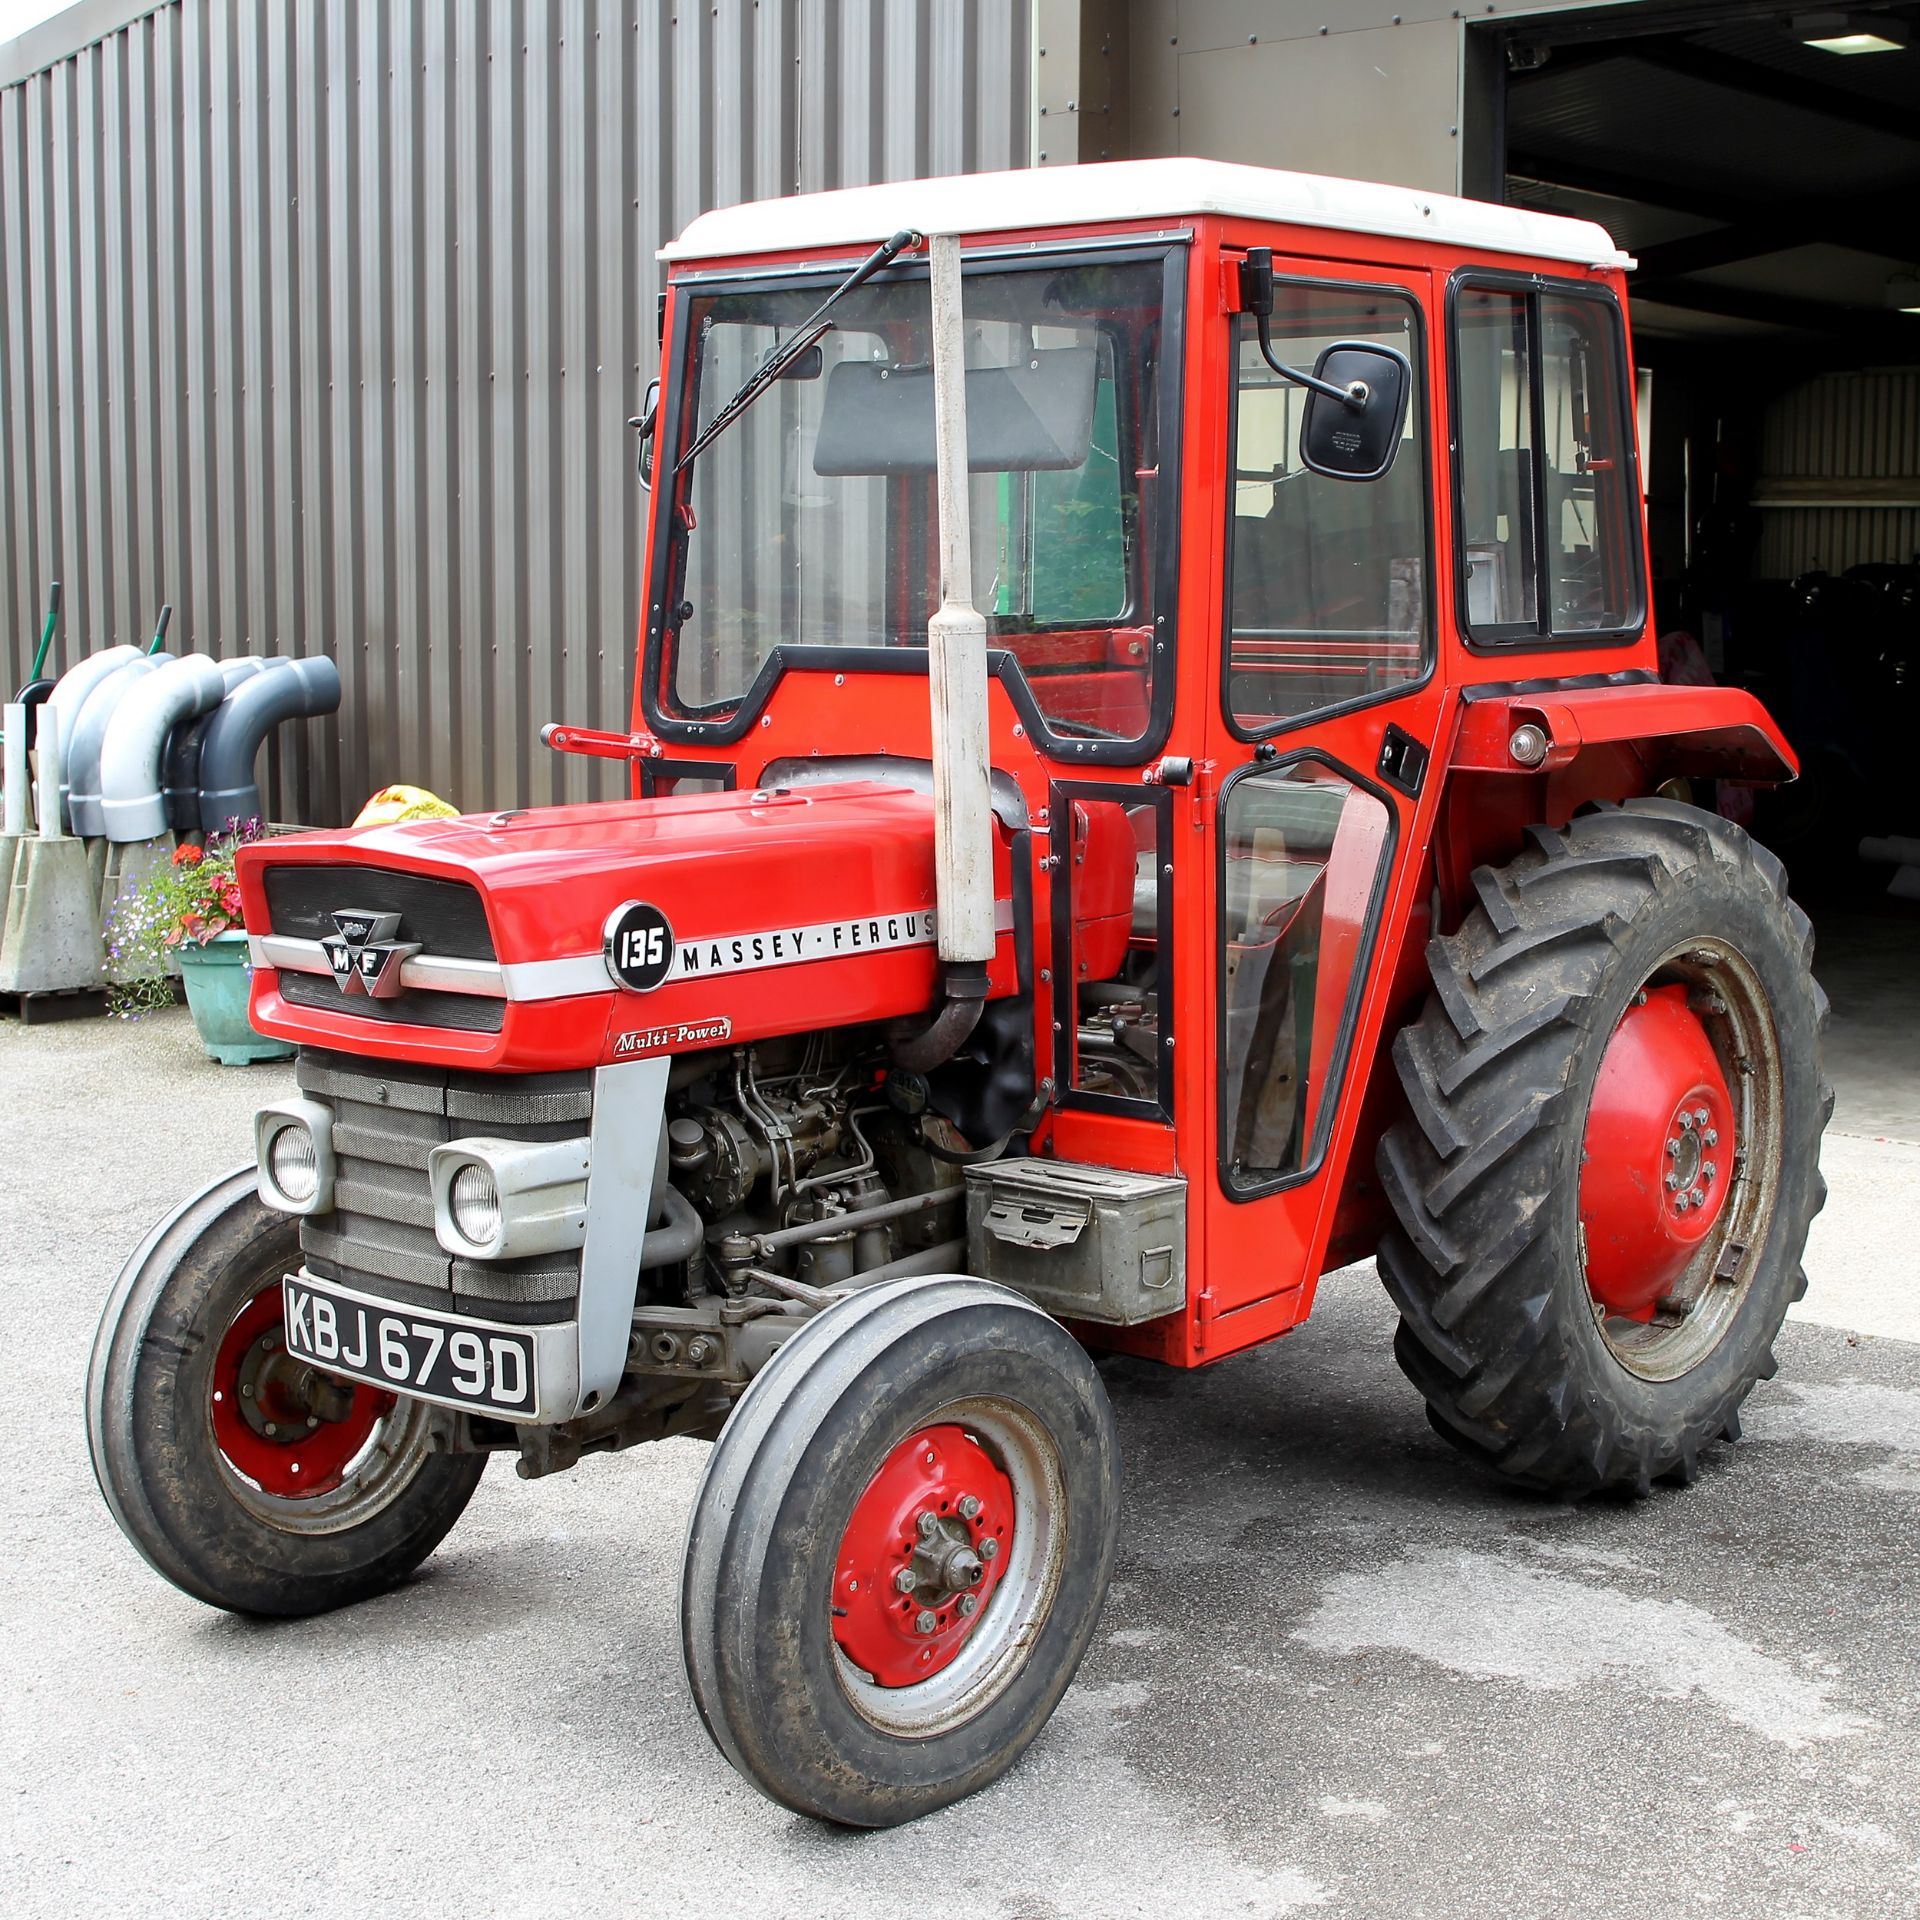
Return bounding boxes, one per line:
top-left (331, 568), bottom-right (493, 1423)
top-left (88, 161), bottom-right (1826, 1828)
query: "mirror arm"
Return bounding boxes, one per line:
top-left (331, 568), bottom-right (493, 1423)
top-left (1238, 246), bottom-right (1366, 412)
top-left (1252, 311), bottom-right (1368, 412)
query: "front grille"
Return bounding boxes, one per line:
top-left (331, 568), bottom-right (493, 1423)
top-left (296, 1048), bottom-right (591, 1325)
top-left (280, 969), bottom-right (506, 1032)
top-left (263, 866), bottom-right (495, 958)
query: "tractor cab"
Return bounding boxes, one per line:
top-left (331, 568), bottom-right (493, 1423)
top-left (91, 162), bottom-right (1824, 1834)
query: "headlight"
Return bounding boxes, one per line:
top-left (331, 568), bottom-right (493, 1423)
top-left (449, 1161), bottom-right (502, 1249)
top-left (269, 1124), bottom-right (319, 1205)
top-left (428, 1136), bottom-right (590, 1261)
top-left (254, 1099), bottom-right (337, 1216)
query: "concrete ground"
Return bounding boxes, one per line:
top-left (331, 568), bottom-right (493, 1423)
top-left (4, 939), bottom-right (1918, 1919)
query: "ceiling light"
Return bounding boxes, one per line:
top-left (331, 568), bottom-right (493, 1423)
top-left (1794, 11), bottom-right (1910, 52)
top-left (1888, 271), bottom-right (1920, 314)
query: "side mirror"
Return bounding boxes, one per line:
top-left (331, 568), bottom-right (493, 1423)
top-left (631, 378), bottom-right (661, 488)
top-left (1300, 343), bottom-right (1412, 483)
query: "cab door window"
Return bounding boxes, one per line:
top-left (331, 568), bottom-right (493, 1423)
top-left (1225, 281), bottom-right (1431, 734)
top-left (1219, 760), bottom-right (1392, 1189)
top-left (1454, 281), bottom-right (1644, 644)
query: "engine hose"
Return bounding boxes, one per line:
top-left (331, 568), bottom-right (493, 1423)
top-left (636, 1183), bottom-right (703, 1272)
top-left (915, 1117), bottom-right (1012, 1167)
top-left (889, 960), bottom-right (990, 1072)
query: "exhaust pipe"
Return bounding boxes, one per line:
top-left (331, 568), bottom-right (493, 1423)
top-left (165, 658), bottom-right (271, 832)
top-left (67, 657), bottom-right (167, 839)
top-left (44, 646), bottom-right (141, 828)
top-left (98, 655), bottom-right (228, 842)
top-left (893, 231), bottom-right (995, 1073)
top-left (196, 654), bottom-right (341, 832)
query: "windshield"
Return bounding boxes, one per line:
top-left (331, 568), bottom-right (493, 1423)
top-left (655, 254), bottom-right (1171, 747)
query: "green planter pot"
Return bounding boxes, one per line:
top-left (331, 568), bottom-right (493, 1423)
top-left (175, 929), bottom-right (294, 1066)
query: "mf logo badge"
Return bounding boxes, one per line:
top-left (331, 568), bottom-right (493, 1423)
top-left (321, 909), bottom-right (422, 999)
top-left (604, 899), bottom-right (676, 993)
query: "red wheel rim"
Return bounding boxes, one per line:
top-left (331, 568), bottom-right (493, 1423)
top-left (209, 1282), bottom-right (395, 1498)
top-left (832, 1423), bottom-right (1016, 1687)
top-left (1579, 985), bottom-right (1737, 1321)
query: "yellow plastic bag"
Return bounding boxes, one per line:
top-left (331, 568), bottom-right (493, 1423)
top-left (353, 783), bottom-right (459, 827)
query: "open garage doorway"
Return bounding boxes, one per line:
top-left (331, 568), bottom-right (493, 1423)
top-left (1473, 0), bottom-right (1920, 1136)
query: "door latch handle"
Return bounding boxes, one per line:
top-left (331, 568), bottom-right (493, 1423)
top-left (1377, 724), bottom-right (1430, 798)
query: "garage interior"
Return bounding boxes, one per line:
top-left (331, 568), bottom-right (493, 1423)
top-left (1479, 0), bottom-right (1920, 1132)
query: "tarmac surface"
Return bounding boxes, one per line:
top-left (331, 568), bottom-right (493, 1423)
top-left (4, 1007), bottom-right (1919, 1920)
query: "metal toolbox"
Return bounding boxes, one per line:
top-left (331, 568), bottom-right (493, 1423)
top-left (964, 1159), bottom-right (1186, 1326)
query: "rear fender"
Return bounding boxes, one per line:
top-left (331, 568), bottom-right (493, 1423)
top-left (1450, 678), bottom-right (1797, 785)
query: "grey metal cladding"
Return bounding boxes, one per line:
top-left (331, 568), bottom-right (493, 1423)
top-left (1, 1), bottom-right (1032, 825)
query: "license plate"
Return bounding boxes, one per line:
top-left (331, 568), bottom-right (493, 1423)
top-left (282, 1274), bottom-right (539, 1420)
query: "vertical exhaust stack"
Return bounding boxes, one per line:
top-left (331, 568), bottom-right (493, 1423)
top-left (893, 230), bottom-right (995, 1073)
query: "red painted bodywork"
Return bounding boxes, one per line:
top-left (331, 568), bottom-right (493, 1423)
top-left (237, 783), bottom-right (1017, 1071)
top-left (239, 196), bottom-right (1802, 1374)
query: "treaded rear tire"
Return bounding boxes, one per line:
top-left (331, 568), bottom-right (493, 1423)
top-left (1375, 799), bottom-right (1830, 1497)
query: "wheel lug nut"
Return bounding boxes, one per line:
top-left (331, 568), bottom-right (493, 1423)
top-left (1703, 1162), bottom-right (1717, 1183)
top-left (958, 1594), bottom-right (978, 1617)
top-left (914, 1610), bottom-right (938, 1635)
top-left (1665, 1172), bottom-right (1680, 1191)
top-left (1693, 1108), bottom-right (1709, 1127)
top-left (1690, 1187), bottom-right (1706, 1208)
top-left (1679, 1111), bottom-right (1695, 1131)
top-left (1674, 1193), bottom-right (1690, 1213)
top-left (240, 1384), bottom-right (254, 1397)
top-left (1666, 1139), bottom-right (1681, 1158)
top-left (979, 1536), bottom-right (999, 1559)
top-left (894, 1567), bottom-right (916, 1594)
top-left (263, 1421), bottom-right (278, 1435)
top-left (1704, 1129), bottom-right (1718, 1147)
top-left (957, 1493), bottom-right (982, 1520)
top-left (306, 1416), bottom-right (319, 1430)
top-left (916, 1510), bottom-right (939, 1538)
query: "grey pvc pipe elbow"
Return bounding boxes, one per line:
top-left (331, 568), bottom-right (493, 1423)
top-left (45, 646), bottom-right (140, 822)
top-left (166, 658), bottom-right (271, 833)
top-left (197, 655), bottom-right (341, 833)
top-left (67, 657), bottom-right (170, 838)
top-left (99, 655), bottom-right (229, 843)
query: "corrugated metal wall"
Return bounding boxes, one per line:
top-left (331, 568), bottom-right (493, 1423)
top-left (0, 0), bottom-right (1031, 824)
top-left (1758, 370), bottom-right (1920, 580)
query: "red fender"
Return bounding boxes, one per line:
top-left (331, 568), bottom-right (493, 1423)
top-left (1449, 680), bottom-right (1797, 784)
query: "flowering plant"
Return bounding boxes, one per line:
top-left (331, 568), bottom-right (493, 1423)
top-left (106, 819), bottom-right (265, 1017)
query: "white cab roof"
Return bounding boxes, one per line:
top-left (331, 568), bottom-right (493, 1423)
top-left (661, 158), bottom-right (1633, 271)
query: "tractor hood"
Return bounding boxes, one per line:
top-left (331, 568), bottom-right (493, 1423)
top-left (236, 781), bottom-right (1017, 1070)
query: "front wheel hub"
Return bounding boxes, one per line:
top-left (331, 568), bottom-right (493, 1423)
top-left (209, 1282), bottom-right (395, 1498)
top-left (1579, 984), bottom-right (1737, 1320)
top-left (833, 1423), bottom-right (1015, 1686)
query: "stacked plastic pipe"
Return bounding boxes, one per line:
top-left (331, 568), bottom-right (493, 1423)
top-left (1, 650), bottom-right (340, 998)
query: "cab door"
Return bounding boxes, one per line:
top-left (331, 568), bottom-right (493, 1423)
top-left (1196, 254), bottom-right (1448, 1358)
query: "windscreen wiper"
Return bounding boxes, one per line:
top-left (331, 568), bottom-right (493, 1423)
top-left (675, 227), bottom-right (923, 476)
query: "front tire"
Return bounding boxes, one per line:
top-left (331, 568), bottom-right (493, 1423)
top-left (1376, 800), bottom-right (1829, 1496)
top-left (680, 1275), bottom-right (1120, 1827)
top-left (87, 1169), bottom-right (486, 1615)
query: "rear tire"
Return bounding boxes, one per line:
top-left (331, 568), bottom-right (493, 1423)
top-left (680, 1275), bottom-right (1120, 1827)
top-left (1376, 800), bottom-right (1829, 1496)
top-left (87, 1169), bottom-right (486, 1616)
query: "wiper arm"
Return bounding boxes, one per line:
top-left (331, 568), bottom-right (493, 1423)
top-left (675, 226), bottom-right (923, 476)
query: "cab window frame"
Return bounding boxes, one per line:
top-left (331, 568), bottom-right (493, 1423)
top-left (1050, 778), bottom-right (1176, 1122)
top-left (1220, 269), bottom-right (1438, 743)
top-left (1446, 269), bottom-right (1647, 652)
top-left (1214, 748), bottom-right (1399, 1202)
top-left (638, 238), bottom-right (1189, 770)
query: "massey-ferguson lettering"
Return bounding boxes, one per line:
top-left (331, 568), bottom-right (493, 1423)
top-left (88, 162), bottom-right (1826, 1830)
